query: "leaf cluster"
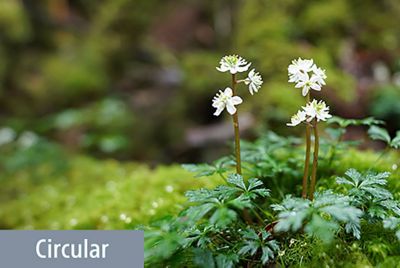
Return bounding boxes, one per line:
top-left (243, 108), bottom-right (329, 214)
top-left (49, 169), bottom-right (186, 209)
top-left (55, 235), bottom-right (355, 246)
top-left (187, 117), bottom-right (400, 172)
top-left (337, 169), bottom-right (400, 241)
top-left (145, 174), bottom-right (279, 267)
top-left (336, 169), bottom-right (400, 220)
top-left (272, 190), bottom-right (363, 243)
top-left (328, 116), bottom-right (384, 128)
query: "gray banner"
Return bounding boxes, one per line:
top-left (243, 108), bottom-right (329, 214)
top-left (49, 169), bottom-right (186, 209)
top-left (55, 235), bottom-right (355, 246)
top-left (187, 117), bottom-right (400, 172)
top-left (0, 230), bottom-right (143, 268)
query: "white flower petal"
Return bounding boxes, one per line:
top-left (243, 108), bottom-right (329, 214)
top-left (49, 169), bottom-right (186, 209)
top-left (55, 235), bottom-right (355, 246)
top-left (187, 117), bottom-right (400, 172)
top-left (302, 86), bottom-right (309, 96)
top-left (231, 96), bottom-right (243, 105)
top-left (224, 87), bottom-right (233, 97)
top-left (214, 106), bottom-right (224, 116)
top-left (226, 102), bottom-right (237, 115)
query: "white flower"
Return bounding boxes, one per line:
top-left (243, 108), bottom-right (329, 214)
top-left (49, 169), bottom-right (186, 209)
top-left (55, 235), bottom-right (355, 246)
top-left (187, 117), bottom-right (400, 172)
top-left (288, 58), bottom-right (327, 96)
top-left (244, 69), bottom-right (263, 95)
top-left (295, 72), bottom-right (322, 96)
top-left (303, 99), bottom-right (332, 122)
top-left (288, 58), bottom-right (314, 83)
top-left (287, 110), bottom-right (307, 127)
top-left (0, 127), bottom-right (16, 146)
top-left (212, 87), bottom-right (243, 116)
top-left (312, 66), bottom-right (327, 85)
top-left (216, 55), bottom-right (251, 74)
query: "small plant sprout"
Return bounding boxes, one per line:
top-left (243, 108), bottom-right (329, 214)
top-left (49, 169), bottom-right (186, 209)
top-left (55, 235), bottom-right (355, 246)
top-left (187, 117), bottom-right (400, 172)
top-left (287, 58), bottom-right (330, 200)
top-left (214, 55), bottom-right (263, 174)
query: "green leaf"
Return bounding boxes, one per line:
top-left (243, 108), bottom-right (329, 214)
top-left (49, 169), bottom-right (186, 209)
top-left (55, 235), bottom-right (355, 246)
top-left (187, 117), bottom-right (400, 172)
top-left (210, 207), bottom-right (237, 227)
top-left (261, 246), bottom-right (275, 265)
top-left (325, 127), bottom-right (346, 140)
top-left (228, 195), bottom-right (252, 209)
top-left (215, 254), bottom-right (239, 268)
top-left (272, 196), bottom-right (310, 232)
top-left (390, 131), bottom-right (400, 149)
top-left (247, 178), bottom-right (264, 190)
top-left (238, 228), bottom-right (279, 264)
top-left (272, 191), bottom-right (362, 241)
top-left (328, 116), bottom-right (384, 128)
top-left (238, 240), bottom-right (259, 256)
top-left (182, 163), bottom-right (216, 178)
top-left (227, 174), bottom-right (246, 189)
top-left (193, 248), bottom-right (215, 268)
top-left (336, 169), bottom-right (398, 224)
top-left (305, 214), bottom-right (339, 243)
top-left (383, 217), bottom-right (400, 240)
top-left (368, 126), bottom-right (391, 144)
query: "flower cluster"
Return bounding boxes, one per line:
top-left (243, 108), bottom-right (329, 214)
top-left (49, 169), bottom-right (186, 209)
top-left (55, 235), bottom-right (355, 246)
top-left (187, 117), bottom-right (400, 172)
top-left (288, 58), bottom-right (327, 96)
top-left (287, 99), bottom-right (332, 126)
top-left (213, 55), bottom-right (263, 116)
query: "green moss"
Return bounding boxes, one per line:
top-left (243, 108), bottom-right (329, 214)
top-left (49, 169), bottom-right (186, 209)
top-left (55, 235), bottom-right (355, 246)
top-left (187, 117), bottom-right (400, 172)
top-left (0, 156), bottom-right (219, 229)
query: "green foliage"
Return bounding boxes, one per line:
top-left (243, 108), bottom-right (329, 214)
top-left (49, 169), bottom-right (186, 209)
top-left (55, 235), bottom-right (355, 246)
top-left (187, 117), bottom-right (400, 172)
top-left (368, 126), bottom-right (400, 149)
top-left (238, 228), bottom-right (279, 265)
top-left (2, 130), bottom-right (400, 266)
top-left (383, 217), bottom-right (400, 240)
top-left (185, 174), bottom-right (269, 227)
top-left (272, 190), bottom-right (363, 242)
top-left (145, 174), bottom-right (278, 267)
top-left (336, 169), bottom-right (400, 220)
top-left (369, 85), bottom-right (400, 131)
top-left (328, 116), bottom-right (384, 128)
top-left (182, 157), bottom-right (234, 178)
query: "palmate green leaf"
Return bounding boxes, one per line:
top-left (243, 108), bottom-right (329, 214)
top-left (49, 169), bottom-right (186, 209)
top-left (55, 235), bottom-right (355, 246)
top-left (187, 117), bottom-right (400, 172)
top-left (272, 191), bottom-right (362, 241)
top-left (210, 207), bottom-right (237, 227)
top-left (336, 169), bottom-right (399, 225)
top-left (185, 188), bottom-right (213, 203)
top-left (368, 126), bottom-right (391, 144)
top-left (345, 222), bottom-right (361, 240)
top-left (272, 196), bottom-right (311, 232)
top-left (248, 177), bottom-right (263, 190)
top-left (228, 195), bottom-right (253, 210)
top-left (182, 163), bottom-right (216, 177)
top-left (227, 174), bottom-right (246, 189)
top-left (182, 157), bottom-right (233, 178)
top-left (238, 240), bottom-right (259, 256)
top-left (305, 214), bottom-right (339, 243)
top-left (337, 169), bottom-right (392, 201)
top-left (238, 228), bottom-right (279, 265)
top-left (185, 203), bottom-right (215, 222)
top-left (184, 174), bottom-right (270, 228)
top-left (337, 168), bottom-right (363, 186)
top-left (381, 200), bottom-right (400, 216)
top-left (226, 174), bottom-right (270, 200)
top-left (261, 245), bottom-right (275, 265)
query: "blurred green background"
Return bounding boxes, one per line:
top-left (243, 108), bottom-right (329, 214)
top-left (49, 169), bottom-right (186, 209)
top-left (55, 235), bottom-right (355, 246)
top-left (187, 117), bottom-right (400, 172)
top-left (0, 0), bottom-right (399, 164)
top-left (0, 0), bottom-right (400, 231)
